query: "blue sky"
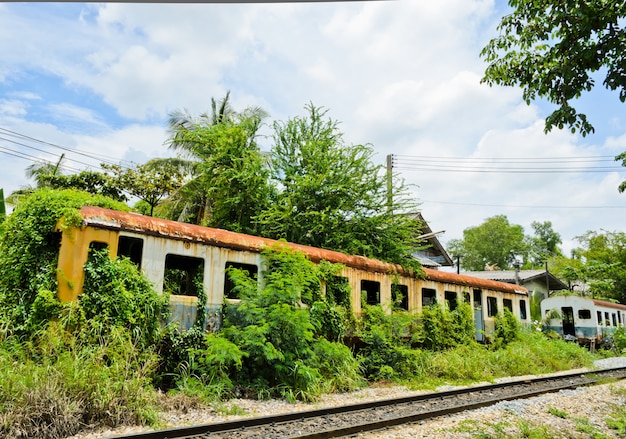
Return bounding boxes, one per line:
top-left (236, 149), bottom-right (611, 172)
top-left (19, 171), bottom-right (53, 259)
top-left (1, 0), bottom-right (625, 260)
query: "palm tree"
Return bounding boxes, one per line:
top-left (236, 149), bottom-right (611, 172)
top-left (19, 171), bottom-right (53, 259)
top-left (160, 92), bottom-right (269, 227)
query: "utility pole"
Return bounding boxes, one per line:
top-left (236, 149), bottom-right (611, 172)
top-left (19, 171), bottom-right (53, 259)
top-left (386, 154), bottom-right (393, 210)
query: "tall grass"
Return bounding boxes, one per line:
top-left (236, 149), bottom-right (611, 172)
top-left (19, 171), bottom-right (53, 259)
top-left (0, 325), bottom-right (161, 439)
top-left (411, 329), bottom-right (595, 388)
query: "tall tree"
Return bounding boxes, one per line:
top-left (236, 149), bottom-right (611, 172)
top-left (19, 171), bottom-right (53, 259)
top-left (481, 1), bottom-right (626, 137)
top-left (528, 220), bottom-right (563, 267)
top-left (447, 215), bottom-right (528, 271)
top-left (550, 230), bottom-right (626, 302)
top-left (257, 104), bottom-right (422, 268)
top-left (103, 160), bottom-right (183, 216)
top-left (166, 93), bottom-right (272, 233)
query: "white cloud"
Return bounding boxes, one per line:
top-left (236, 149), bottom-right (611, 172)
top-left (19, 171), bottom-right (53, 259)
top-left (1, 0), bottom-right (625, 260)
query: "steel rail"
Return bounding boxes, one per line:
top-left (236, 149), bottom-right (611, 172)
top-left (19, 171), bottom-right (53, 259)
top-left (108, 366), bottom-right (626, 439)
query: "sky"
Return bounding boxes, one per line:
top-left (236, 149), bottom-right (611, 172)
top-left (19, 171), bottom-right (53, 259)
top-left (1, 0), bottom-right (625, 262)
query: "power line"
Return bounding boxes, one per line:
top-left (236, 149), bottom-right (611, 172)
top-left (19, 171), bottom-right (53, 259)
top-left (420, 199), bottom-right (626, 209)
top-left (0, 127), bottom-right (132, 168)
top-left (391, 154), bottom-right (624, 174)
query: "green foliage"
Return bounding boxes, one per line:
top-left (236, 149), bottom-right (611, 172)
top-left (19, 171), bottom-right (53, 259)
top-left (492, 308), bottom-right (521, 349)
top-left (172, 333), bottom-right (245, 401)
top-left (414, 302), bottom-right (476, 351)
top-left (481, 1), bottom-right (626, 137)
top-left (0, 188), bottom-right (128, 335)
top-left (550, 230), bottom-right (626, 302)
top-left (355, 304), bottom-right (427, 380)
top-left (606, 402), bottom-right (626, 437)
top-left (614, 326), bottom-right (626, 354)
top-left (103, 159), bottom-right (184, 216)
top-left (81, 248), bottom-right (169, 348)
top-left (447, 215), bottom-right (528, 270)
top-left (43, 170), bottom-right (127, 202)
top-left (527, 221), bottom-right (563, 267)
top-left (0, 325), bottom-right (160, 438)
top-left (259, 104), bottom-right (422, 269)
top-left (165, 93), bottom-right (272, 232)
top-left (220, 245), bottom-right (360, 401)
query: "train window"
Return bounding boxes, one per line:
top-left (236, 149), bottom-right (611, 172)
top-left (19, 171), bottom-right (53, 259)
top-left (597, 311), bottom-right (603, 325)
top-left (118, 236), bottom-right (143, 266)
top-left (444, 291), bottom-right (457, 311)
top-left (503, 299), bottom-right (513, 312)
top-left (326, 276), bottom-right (351, 307)
top-left (88, 241), bottom-right (108, 253)
top-left (473, 289), bottom-right (482, 309)
top-left (362, 280), bottom-right (380, 305)
top-left (578, 309), bottom-right (591, 319)
top-left (422, 288), bottom-right (436, 307)
top-left (224, 262), bottom-right (258, 300)
top-left (605, 312), bottom-right (611, 326)
top-left (487, 296), bottom-right (498, 317)
top-left (519, 300), bottom-right (527, 320)
top-left (612, 313), bottom-right (617, 327)
top-left (164, 254), bottom-right (204, 297)
top-left (391, 284), bottom-right (409, 311)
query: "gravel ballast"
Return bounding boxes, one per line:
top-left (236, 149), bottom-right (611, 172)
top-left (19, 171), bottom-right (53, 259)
top-left (65, 357), bottom-right (626, 439)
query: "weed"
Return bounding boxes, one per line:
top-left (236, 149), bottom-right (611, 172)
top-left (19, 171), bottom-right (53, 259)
top-left (547, 405), bottom-right (568, 418)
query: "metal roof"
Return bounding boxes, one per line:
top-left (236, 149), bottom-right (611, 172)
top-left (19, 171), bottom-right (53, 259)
top-left (75, 206), bottom-right (528, 295)
top-left (463, 270), bottom-right (569, 291)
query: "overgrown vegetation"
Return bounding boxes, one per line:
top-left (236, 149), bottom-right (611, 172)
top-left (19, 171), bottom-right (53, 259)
top-left (0, 188), bottom-right (128, 335)
top-left (0, 188), bottom-right (610, 438)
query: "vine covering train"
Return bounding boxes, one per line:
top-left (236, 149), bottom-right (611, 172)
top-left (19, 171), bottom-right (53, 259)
top-left (55, 206), bottom-right (530, 339)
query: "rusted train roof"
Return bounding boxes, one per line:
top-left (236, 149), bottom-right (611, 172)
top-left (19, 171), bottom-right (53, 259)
top-left (593, 299), bottom-right (626, 311)
top-left (76, 206), bottom-right (528, 296)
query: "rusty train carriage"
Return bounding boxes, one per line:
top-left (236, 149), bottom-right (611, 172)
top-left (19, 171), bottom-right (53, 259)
top-left (56, 207), bottom-right (529, 336)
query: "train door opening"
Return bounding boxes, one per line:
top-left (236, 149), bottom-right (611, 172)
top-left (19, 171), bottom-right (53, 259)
top-left (473, 289), bottom-right (485, 342)
top-left (561, 306), bottom-right (575, 336)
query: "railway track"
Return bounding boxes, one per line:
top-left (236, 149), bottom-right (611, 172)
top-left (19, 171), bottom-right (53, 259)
top-left (110, 366), bottom-right (626, 439)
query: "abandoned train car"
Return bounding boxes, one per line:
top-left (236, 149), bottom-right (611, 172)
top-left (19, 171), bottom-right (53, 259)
top-left (541, 295), bottom-right (626, 344)
top-left (56, 206), bottom-right (530, 337)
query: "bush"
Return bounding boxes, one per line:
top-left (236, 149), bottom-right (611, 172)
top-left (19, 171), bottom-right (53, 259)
top-left (414, 302), bottom-right (476, 351)
top-left (220, 245), bottom-right (360, 401)
top-left (81, 248), bottom-right (169, 348)
top-left (0, 188), bottom-right (128, 335)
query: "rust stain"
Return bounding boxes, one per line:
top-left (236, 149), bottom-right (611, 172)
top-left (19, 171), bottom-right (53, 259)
top-left (78, 206), bottom-right (528, 296)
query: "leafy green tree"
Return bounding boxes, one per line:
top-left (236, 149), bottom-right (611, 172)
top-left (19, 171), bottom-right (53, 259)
top-left (258, 104), bottom-right (422, 268)
top-left (103, 160), bottom-right (184, 216)
top-left (528, 220), bottom-right (563, 267)
top-left (43, 169), bottom-right (127, 202)
top-left (481, 1), bottom-right (626, 137)
top-left (165, 93), bottom-right (272, 233)
top-left (447, 215), bottom-right (528, 271)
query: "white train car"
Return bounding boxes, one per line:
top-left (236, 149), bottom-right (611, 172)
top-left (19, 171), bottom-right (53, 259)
top-left (541, 295), bottom-right (626, 344)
